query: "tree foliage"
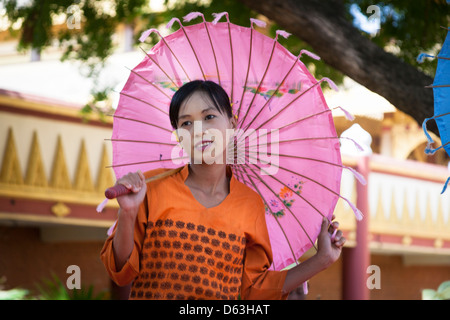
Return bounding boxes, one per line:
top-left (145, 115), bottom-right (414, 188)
top-left (1, 0), bottom-right (449, 119)
top-left (346, 0), bottom-right (449, 77)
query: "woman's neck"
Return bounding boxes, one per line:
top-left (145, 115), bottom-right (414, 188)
top-left (186, 163), bottom-right (230, 196)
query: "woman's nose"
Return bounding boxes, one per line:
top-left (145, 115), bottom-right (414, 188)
top-left (193, 120), bottom-right (204, 138)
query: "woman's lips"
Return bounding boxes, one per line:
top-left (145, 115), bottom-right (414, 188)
top-left (195, 140), bottom-right (214, 151)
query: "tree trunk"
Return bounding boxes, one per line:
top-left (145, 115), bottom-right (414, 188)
top-left (239, 0), bottom-right (438, 135)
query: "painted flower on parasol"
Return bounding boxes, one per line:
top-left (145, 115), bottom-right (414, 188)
top-left (99, 12), bottom-right (365, 273)
top-left (419, 27), bottom-right (450, 193)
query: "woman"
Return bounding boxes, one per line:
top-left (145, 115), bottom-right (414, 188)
top-left (100, 80), bottom-right (345, 300)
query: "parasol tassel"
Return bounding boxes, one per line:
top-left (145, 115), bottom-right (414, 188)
top-left (139, 28), bottom-right (160, 43)
top-left (336, 106), bottom-right (355, 121)
top-left (321, 77), bottom-right (339, 92)
top-left (166, 17), bottom-right (182, 29)
top-left (275, 30), bottom-right (291, 40)
top-left (212, 12), bottom-right (228, 24)
top-left (299, 49), bottom-right (321, 61)
top-left (422, 116), bottom-right (436, 154)
top-left (441, 177), bottom-right (450, 194)
top-left (425, 144), bottom-right (439, 155)
top-left (303, 281), bottom-right (308, 295)
top-left (425, 142), bottom-right (448, 156)
top-left (183, 12), bottom-right (204, 23)
top-left (250, 18), bottom-right (266, 28)
top-left (107, 220), bottom-right (117, 236)
top-left (416, 53), bottom-right (435, 63)
top-left (423, 115), bottom-right (450, 155)
top-left (341, 196), bottom-right (363, 221)
top-left (344, 166), bottom-right (367, 185)
top-left (340, 137), bottom-right (364, 152)
top-left (96, 198), bottom-right (109, 213)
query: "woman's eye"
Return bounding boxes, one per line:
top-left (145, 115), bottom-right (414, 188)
top-left (180, 121), bottom-right (191, 127)
top-left (205, 115), bottom-right (216, 120)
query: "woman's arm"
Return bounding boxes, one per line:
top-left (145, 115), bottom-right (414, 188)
top-left (112, 171), bottom-right (147, 271)
top-left (282, 217), bottom-right (345, 294)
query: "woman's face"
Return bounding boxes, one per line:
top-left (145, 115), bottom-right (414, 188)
top-left (176, 91), bottom-right (236, 165)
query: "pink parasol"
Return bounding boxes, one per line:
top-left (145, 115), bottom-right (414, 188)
top-left (100, 12), bottom-right (364, 273)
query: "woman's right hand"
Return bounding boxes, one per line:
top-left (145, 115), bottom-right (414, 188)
top-left (112, 171), bottom-right (147, 271)
top-left (116, 170), bottom-right (147, 217)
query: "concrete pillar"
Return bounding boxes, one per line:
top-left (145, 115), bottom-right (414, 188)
top-left (342, 155), bottom-right (370, 300)
top-left (340, 124), bottom-right (372, 300)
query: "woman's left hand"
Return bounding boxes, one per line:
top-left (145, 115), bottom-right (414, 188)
top-left (282, 215), bottom-right (347, 293)
top-left (316, 215), bottom-right (346, 269)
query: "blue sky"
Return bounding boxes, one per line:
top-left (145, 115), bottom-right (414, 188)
top-left (349, 3), bottom-right (381, 35)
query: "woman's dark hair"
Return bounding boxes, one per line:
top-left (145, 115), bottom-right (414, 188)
top-left (169, 80), bottom-right (233, 129)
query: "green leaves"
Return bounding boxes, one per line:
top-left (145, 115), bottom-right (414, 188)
top-left (35, 274), bottom-right (107, 300)
top-left (422, 281), bottom-right (450, 300)
top-left (0, 288), bottom-right (30, 300)
top-left (346, 0), bottom-right (448, 77)
top-left (0, 274), bottom-right (107, 300)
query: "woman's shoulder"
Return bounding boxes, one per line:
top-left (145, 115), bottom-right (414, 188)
top-left (143, 167), bottom-right (173, 179)
top-left (143, 166), bottom-right (185, 188)
top-left (232, 178), bottom-right (264, 208)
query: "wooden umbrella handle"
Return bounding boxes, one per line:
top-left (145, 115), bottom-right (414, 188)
top-left (104, 167), bottom-right (184, 199)
top-left (105, 184), bottom-right (130, 199)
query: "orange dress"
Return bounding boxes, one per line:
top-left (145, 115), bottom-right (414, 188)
top-left (100, 165), bottom-right (288, 300)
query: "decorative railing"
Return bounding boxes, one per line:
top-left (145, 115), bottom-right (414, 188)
top-left (336, 154), bottom-right (450, 253)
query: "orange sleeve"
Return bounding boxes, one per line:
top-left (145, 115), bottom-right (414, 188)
top-left (100, 193), bottom-right (149, 287)
top-left (240, 200), bottom-right (289, 300)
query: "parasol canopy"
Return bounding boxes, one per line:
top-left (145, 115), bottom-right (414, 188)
top-left (419, 27), bottom-right (450, 193)
top-left (102, 12), bottom-right (364, 272)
